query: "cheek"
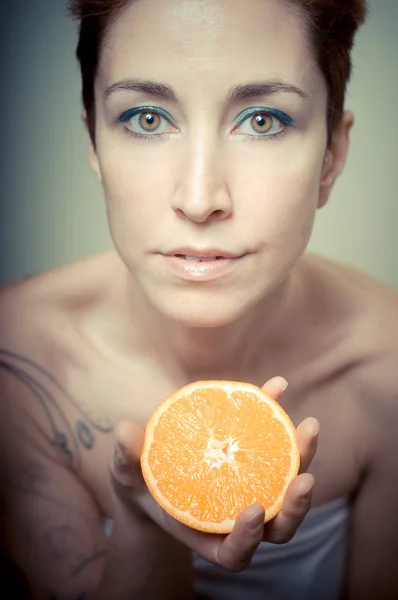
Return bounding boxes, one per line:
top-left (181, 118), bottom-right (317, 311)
top-left (97, 143), bottom-right (175, 240)
top-left (232, 145), bottom-right (323, 247)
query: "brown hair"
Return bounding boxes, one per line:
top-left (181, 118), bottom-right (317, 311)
top-left (67, 0), bottom-right (368, 146)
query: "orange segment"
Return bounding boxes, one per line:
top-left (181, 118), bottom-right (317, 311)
top-left (140, 381), bottom-right (300, 533)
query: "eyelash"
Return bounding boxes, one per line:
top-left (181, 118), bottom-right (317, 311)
top-left (234, 107), bottom-right (295, 143)
top-left (117, 106), bottom-right (295, 142)
top-left (118, 106), bottom-right (176, 141)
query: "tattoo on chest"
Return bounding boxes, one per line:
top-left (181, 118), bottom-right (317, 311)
top-left (0, 349), bottom-right (113, 468)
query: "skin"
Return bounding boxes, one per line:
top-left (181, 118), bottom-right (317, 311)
top-left (0, 0), bottom-right (397, 598)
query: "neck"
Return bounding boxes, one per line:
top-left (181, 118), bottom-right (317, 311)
top-left (120, 265), bottom-right (305, 387)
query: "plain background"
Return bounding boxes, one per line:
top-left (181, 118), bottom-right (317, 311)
top-left (0, 0), bottom-right (397, 287)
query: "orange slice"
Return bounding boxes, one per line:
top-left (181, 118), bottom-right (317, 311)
top-left (141, 381), bottom-right (299, 533)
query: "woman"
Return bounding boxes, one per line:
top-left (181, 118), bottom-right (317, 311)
top-left (0, 0), bottom-right (397, 598)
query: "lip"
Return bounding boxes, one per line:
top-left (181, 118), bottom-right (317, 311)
top-left (158, 249), bottom-right (246, 282)
top-left (164, 247), bottom-right (243, 259)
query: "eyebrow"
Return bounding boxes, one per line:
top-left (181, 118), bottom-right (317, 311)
top-left (103, 78), bottom-right (309, 102)
top-left (104, 79), bottom-right (177, 101)
top-left (228, 81), bottom-right (309, 101)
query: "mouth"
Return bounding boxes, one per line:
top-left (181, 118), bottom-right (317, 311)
top-left (165, 247), bottom-right (243, 260)
top-left (159, 250), bottom-right (245, 281)
top-left (174, 254), bottom-right (227, 262)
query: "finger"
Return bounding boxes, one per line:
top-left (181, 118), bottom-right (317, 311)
top-left (159, 504), bottom-right (265, 572)
top-left (261, 376), bottom-right (289, 402)
top-left (109, 421), bottom-right (145, 492)
top-left (116, 420), bottom-right (145, 460)
top-left (263, 473), bottom-right (314, 543)
top-left (213, 505), bottom-right (265, 572)
top-left (296, 417), bottom-right (320, 474)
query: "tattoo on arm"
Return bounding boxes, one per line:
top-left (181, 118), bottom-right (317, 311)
top-left (5, 460), bottom-right (108, 593)
top-left (76, 421), bottom-right (95, 451)
top-left (1, 522), bottom-right (106, 599)
top-left (71, 551), bottom-right (107, 577)
top-left (0, 351), bottom-right (111, 599)
top-left (0, 349), bottom-right (113, 468)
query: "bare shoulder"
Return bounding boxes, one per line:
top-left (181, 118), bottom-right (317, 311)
top-left (0, 250), bottom-right (116, 350)
top-left (0, 251), bottom-right (117, 464)
top-left (0, 256), bottom-right (117, 598)
top-left (307, 253), bottom-right (398, 405)
top-left (307, 252), bottom-right (398, 336)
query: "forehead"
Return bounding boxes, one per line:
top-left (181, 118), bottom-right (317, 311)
top-left (99, 0), bottom-right (319, 95)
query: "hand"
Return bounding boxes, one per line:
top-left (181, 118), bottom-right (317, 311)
top-left (110, 377), bottom-right (319, 573)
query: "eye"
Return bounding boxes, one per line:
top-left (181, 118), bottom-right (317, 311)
top-left (233, 108), bottom-right (295, 138)
top-left (118, 107), bottom-right (177, 137)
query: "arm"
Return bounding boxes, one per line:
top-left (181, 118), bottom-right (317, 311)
top-left (1, 447), bottom-right (106, 599)
top-left (341, 394), bottom-right (398, 599)
top-left (0, 357), bottom-right (193, 600)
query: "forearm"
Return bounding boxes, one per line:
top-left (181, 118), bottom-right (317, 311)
top-left (94, 517), bottom-right (194, 600)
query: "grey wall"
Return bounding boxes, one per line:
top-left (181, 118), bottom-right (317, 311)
top-left (1, 0), bottom-right (397, 286)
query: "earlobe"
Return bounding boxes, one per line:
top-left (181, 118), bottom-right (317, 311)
top-left (321, 150), bottom-right (336, 187)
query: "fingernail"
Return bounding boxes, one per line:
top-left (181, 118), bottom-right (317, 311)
top-left (247, 511), bottom-right (264, 531)
top-left (300, 482), bottom-right (314, 499)
top-left (115, 440), bottom-right (126, 465)
top-left (277, 377), bottom-right (288, 391)
top-left (311, 421), bottom-right (320, 437)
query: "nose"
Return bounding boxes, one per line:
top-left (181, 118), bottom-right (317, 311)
top-left (171, 135), bottom-right (233, 224)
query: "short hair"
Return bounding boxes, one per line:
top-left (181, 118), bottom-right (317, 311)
top-left (67, 0), bottom-right (368, 146)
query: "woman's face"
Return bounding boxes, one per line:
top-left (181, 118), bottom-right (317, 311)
top-left (91, 0), bottom-right (342, 327)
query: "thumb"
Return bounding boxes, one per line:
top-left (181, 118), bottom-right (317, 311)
top-left (110, 420), bottom-right (146, 493)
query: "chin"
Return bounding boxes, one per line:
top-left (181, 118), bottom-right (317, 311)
top-left (167, 309), bottom-right (239, 329)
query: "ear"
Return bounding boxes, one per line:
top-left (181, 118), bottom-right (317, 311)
top-left (318, 111), bottom-right (354, 209)
top-left (81, 109), bottom-right (102, 183)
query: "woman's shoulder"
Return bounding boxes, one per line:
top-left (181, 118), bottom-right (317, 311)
top-left (0, 251), bottom-right (117, 457)
top-left (0, 250), bottom-right (116, 325)
top-left (303, 254), bottom-right (398, 465)
top-left (303, 252), bottom-right (398, 390)
top-left (304, 252), bottom-right (397, 297)
top-left (1, 249), bottom-right (117, 306)
top-left (0, 250), bottom-right (119, 382)
top-left (304, 252), bottom-right (398, 323)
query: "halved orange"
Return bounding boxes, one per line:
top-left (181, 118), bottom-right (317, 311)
top-left (140, 381), bottom-right (300, 534)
